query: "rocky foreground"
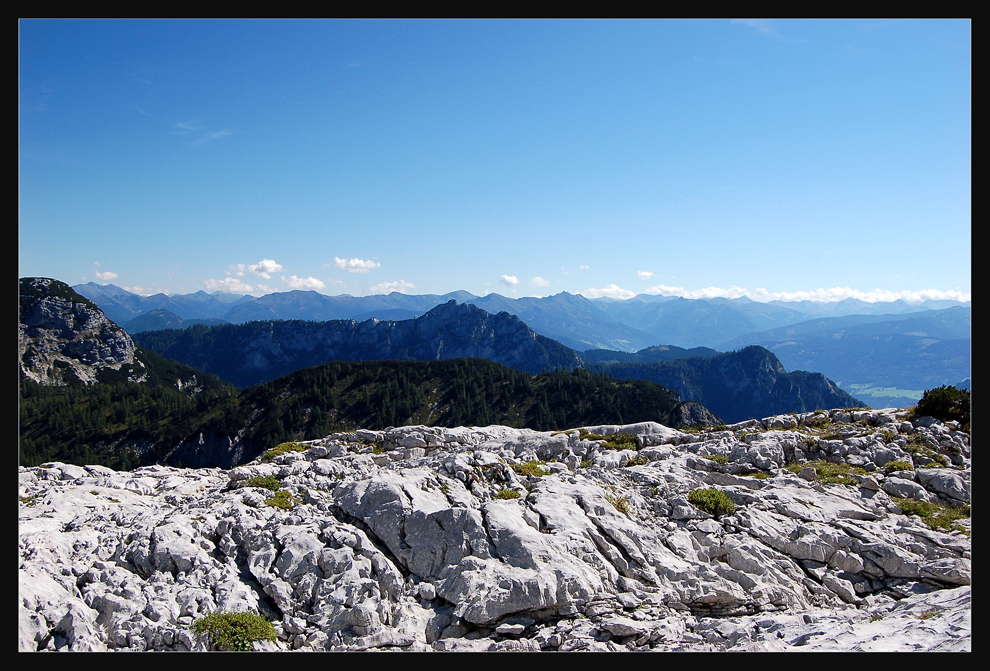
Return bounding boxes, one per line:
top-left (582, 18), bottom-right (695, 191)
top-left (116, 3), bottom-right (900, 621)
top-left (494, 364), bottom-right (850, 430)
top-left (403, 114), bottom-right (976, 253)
top-left (19, 408), bottom-right (971, 651)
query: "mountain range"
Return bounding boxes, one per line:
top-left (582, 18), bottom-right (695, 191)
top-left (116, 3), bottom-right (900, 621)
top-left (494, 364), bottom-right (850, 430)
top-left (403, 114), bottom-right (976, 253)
top-left (21, 278), bottom-right (865, 468)
top-left (132, 300), bottom-right (862, 424)
top-left (75, 282), bottom-right (970, 408)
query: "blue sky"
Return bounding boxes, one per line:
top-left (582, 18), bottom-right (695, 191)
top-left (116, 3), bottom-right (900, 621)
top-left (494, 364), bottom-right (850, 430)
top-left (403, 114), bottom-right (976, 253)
top-left (19, 19), bottom-right (970, 303)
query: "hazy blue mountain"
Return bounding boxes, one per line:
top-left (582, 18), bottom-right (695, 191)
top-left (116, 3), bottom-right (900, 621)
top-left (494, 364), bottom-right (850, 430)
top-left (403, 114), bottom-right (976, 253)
top-left (582, 344), bottom-right (720, 365)
top-left (592, 295), bottom-right (811, 348)
top-left (468, 292), bottom-right (657, 351)
top-left (218, 290), bottom-right (478, 324)
top-left (764, 297), bottom-right (969, 318)
top-left (75, 282), bottom-right (969, 412)
top-left (596, 345), bottom-right (865, 424)
top-left (123, 309), bottom-right (231, 333)
top-left (73, 282), bottom-right (252, 324)
top-left (718, 307), bottom-right (971, 409)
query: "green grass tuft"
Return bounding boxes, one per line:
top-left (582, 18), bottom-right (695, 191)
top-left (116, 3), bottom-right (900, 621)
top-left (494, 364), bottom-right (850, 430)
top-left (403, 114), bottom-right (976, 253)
top-left (262, 441), bottom-right (306, 461)
top-left (264, 490), bottom-right (298, 510)
top-left (579, 430), bottom-right (640, 451)
top-left (244, 475), bottom-right (282, 491)
top-left (784, 460), bottom-right (866, 485)
top-left (511, 460), bottom-right (548, 477)
top-left (892, 497), bottom-right (970, 533)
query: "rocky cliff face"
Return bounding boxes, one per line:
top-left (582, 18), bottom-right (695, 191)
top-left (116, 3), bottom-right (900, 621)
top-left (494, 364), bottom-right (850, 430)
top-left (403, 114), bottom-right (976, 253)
top-left (19, 278), bottom-right (142, 385)
top-left (19, 409), bottom-right (970, 651)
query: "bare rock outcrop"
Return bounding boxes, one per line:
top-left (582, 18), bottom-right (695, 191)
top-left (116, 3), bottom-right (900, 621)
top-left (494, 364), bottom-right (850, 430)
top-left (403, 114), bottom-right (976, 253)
top-left (19, 410), bottom-right (970, 651)
top-left (19, 277), bottom-right (142, 385)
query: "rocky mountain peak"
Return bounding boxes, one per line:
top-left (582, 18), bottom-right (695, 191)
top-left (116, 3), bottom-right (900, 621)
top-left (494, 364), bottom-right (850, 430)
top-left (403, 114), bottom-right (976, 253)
top-left (19, 277), bottom-right (143, 385)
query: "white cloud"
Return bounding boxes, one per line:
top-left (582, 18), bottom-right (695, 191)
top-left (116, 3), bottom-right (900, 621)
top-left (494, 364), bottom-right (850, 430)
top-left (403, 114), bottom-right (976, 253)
top-left (579, 265), bottom-right (590, 272)
top-left (639, 284), bottom-right (972, 304)
top-left (248, 259), bottom-right (283, 279)
top-left (765, 287), bottom-right (972, 304)
top-left (282, 275), bottom-right (326, 291)
top-left (232, 259), bottom-right (284, 279)
top-left (530, 276), bottom-right (550, 288)
top-left (204, 277), bottom-right (257, 294)
top-left (94, 270), bottom-right (118, 281)
top-left (370, 280), bottom-right (415, 294)
top-left (581, 284), bottom-right (636, 300)
top-left (332, 257), bottom-right (380, 273)
top-left (637, 270), bottom-right (653, 280)
top-left (499, 275), bottom-right (520, 287)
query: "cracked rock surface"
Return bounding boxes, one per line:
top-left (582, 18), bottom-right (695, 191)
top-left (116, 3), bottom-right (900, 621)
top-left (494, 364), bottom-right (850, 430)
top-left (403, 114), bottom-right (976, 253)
top-left (19, 409), bottom-right (970, 651)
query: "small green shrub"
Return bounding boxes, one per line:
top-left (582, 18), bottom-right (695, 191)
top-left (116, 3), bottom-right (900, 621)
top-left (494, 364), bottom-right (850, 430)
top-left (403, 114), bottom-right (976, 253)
top-left (244, 475), bottom-right (282, 492)
top-left (702, 455), bottom-right (729, 464)
top-left (606, 493), bottom-right (631, 515)
top-left (912, 385), bottom-right (970, 428)
top-left (495, 488), bottom-right (521, 500)
top-left (191, 610), bottom-right (277, 651)
top-left (688, 488), bottom-right (736, 517)
top-left (262, 441), bottom-right (306, 461)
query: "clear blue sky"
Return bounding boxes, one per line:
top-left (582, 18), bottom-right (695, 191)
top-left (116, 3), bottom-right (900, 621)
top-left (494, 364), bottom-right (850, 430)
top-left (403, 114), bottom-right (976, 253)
top-left (19, 19), bottom-right (970, 303)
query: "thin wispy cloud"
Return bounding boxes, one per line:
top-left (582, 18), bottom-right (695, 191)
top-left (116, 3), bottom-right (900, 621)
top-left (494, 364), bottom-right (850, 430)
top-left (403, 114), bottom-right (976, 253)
top-left (189, 129), bottom-right (232, 147)
top-left (332, 257), bottom-right (380, 273)
top-left (732, 19), bottom-right (777, 35)
top-left (637, 270), bottom-right (653, 280)
top-left (173, 121), bottom-right (206, 132)
top-left (121, 285), bottom-right (161, 296)
top-left (172, 120), bottom-right (233, 147)
top-left (530, 277), bottom-right (550, 288)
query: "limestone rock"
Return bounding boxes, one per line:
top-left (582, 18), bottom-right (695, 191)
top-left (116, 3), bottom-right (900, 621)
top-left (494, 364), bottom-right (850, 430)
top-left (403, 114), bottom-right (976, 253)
top-left (19, 414), bottom-right (970, 651)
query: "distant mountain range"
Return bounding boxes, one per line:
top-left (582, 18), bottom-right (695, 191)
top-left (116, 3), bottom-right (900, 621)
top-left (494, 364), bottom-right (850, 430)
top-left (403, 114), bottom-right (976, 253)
top-left (74, 282), bottom-right (969, 409)
top-left (132, 301), bottom-right (584, 386)
top-left (20, 279), bottom-right (718, 468)
top-left (719, 306), bottom-right (971, 409)
top-left (133, 301), bottom-right (863, 424)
